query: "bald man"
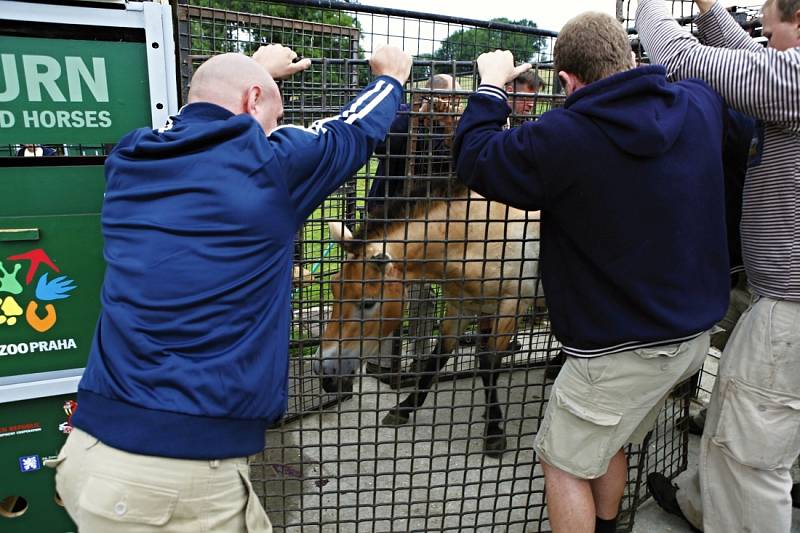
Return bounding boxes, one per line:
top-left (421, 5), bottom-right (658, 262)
top-left (51, 44), bottom-right (411, 533)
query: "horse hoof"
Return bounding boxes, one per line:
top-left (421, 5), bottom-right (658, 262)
top-left (382, 411), bottom-right (410, 427)
top-left (484, 435), bottom-right (507, 457)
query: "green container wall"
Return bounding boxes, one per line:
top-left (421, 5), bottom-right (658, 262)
top-left (0, 165), bottom-right (105, 377)
top-left (0, 13), bottom-right (167, 532)
top-left (0, 25), bottom-right (153, 379)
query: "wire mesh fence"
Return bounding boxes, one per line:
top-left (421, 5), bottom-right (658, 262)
top-left (173, 1), bottom-right (699, 531)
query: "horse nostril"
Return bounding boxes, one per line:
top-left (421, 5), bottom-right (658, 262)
top-left (321, 376), bottom-right (353, 394)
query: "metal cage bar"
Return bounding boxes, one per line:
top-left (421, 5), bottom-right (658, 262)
top-left (173, 1), bottom-right (702, 530)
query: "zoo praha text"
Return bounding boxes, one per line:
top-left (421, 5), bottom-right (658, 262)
top-left (0, 338), bottom-right (78, 357)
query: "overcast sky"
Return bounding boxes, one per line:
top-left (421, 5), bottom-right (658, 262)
top-left (358, 0), bottom-right (745, 30)
top-left (359, 0), bottom-right (761, 48)
top-left (354, 0), bottom-right (748, 55)
top-left (358, 0), bottom-right (621, 32)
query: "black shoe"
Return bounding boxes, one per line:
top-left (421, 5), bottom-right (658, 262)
top-left (687, 411), bottom-right (706, 436)
top-left (647, 473), bottom-right (702, 532)
top-left (792, 483), bottom-right (800, 509)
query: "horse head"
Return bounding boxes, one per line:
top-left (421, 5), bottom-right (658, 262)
top-left (313, 221), bottom-right (406, 393)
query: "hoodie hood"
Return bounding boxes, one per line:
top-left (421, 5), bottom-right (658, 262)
top-left (565, 65), bottom-right (689, 157)
top-left (115, 102), bottom-right (257, 160)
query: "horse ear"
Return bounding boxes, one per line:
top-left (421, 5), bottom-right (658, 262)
top-left (328, 221), bottom-right (353, 243)
top-left (329, 221), bottom-right (361, 256)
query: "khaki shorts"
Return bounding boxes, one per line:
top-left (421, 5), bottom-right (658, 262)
top-left (48, 427), bottom-right (272, 533)
top-left (534, 332), bottom-right (710, 479)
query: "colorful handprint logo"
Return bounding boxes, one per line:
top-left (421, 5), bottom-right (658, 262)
top-left (0, 249), bottom-right (77, 333)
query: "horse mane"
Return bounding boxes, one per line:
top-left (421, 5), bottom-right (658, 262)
top-left (353, 176), bottom-right (471, 243)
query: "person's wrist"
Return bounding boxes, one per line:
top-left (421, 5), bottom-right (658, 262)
top-left (696, 0), bottom-right (715, 14)
top-left (374, 72), bottom-right (405, 85)
top-left (384, 74), bottom-right (405, 85)
top-left (480, 77), bottom-right (506, 89)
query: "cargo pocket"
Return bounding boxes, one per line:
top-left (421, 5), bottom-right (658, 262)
top-left (79, 475), bottom-right (178, 526)
top-left (537, 388), bottom-right (623, 479)
top-left (236, 464), bottom-right (272, 533)
top-left (712, 379), bottom-right (800, 470)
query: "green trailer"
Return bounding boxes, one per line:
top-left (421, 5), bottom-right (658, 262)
top-left (0, 1), bottom-right (177, 530)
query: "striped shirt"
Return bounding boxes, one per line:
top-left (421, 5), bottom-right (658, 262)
top-left (636, 0), bottom-right (800, 301)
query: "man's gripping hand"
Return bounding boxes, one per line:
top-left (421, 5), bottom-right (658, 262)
top-left (252, 44), bottom-right (311, 80)
top-left (477, 50), bottom-right (532, 88)
top-left (369, 45), bottom-right (413, 85)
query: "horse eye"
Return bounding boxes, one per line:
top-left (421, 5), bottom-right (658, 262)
top-left (362, 300), bottom-right (378, 311)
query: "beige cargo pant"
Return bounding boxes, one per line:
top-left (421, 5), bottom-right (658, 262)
top-left (675, 295), bottom-right (800, 533)
top-left (48, 427), bottom-right (272, 533)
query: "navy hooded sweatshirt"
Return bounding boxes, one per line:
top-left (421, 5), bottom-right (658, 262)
top-left (72, 76), bottom-right (403, 459)
top-left (454, 66), bottom-right (729, 357)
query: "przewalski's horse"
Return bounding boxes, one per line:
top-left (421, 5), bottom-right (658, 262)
top-left (312, 181), bottom-right (543, 456)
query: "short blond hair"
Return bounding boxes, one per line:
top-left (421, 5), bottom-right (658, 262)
top-left (554, 12), bottom-right (632, 85)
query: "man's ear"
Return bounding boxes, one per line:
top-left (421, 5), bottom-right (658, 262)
top-left (243, 85), bottom-right (262, 116)
top-left (558, 71), bottom-right (583, 96)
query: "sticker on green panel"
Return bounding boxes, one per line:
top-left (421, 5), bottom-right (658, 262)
top-left (0, 400), bottom-right (75, 441)
top-left (58, 400), bottom-right (77, 435)
top-left (0, 395), bottom-right (79, 531)
top-left (0, 248), bottom-right (78, 355)
top-left (0, 421), bottom-right (42, 439)
top-left (18, 454), bottom-right (42, 473)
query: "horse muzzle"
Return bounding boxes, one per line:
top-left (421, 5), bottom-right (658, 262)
top-left (313, 347), bottom-right (359, 394)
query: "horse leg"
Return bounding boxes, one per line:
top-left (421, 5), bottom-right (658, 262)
top-left (478, 308), bottom-right (520, 456)
top-left (382, 311), bottom-right (467, 427)
top-left (478, 352), bottom-right (506, 456)
top-left (382, 340), bottom-right (452, 426)
top-left (407, 281), bottom-right (437, 357)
